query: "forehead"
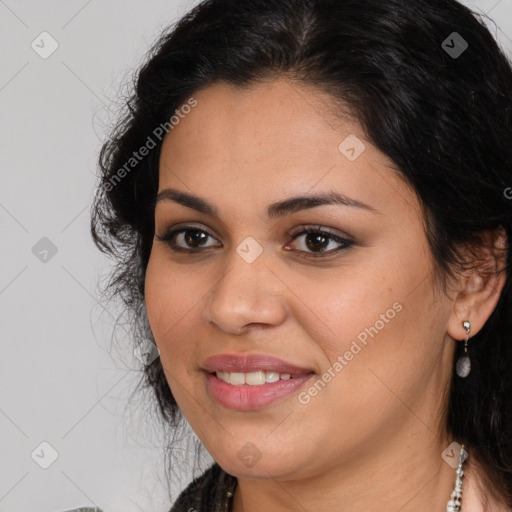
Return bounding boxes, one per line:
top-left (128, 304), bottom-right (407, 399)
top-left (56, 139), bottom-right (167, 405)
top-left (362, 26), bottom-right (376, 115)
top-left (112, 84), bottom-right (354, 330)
top-left (161, 78), bottom-right (356, 163)
top-left (158, 78), bottom-right (418, 218)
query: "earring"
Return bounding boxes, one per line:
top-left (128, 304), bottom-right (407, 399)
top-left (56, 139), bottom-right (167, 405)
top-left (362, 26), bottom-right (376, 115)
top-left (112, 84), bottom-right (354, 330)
top-left (456, 320), bottom-right (471, 378)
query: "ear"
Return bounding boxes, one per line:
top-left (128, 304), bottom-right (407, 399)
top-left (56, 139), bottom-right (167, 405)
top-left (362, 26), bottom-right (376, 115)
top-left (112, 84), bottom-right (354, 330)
top-left (446, 227), bottom-right (508, 340)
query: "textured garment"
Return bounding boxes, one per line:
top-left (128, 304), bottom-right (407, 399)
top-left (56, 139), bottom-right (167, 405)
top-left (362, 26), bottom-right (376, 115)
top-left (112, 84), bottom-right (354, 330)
top-left (60, 508), bottom-right (103, 512)
top-left (169, 462), bottom-right (238, 512)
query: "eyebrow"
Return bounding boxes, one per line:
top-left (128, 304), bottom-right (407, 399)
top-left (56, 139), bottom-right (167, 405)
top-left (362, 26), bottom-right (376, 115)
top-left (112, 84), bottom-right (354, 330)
top-left (154, 187), bottom-right (378, 218)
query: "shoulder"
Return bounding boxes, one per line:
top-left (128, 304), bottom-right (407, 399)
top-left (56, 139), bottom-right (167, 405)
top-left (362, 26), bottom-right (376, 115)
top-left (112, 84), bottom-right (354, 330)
top-left (58, 508), bottom-right (104, 512)
top-left (169, 462), bottom-right (237, 512)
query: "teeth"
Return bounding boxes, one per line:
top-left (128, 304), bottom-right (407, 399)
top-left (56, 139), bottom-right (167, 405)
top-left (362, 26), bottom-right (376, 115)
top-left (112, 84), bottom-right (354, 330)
top-left (215, 371), bottom-right (293, 385)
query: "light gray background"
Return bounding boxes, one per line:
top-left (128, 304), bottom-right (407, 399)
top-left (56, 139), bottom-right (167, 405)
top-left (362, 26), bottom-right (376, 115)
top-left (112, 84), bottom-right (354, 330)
top-left (0, 1), bottom-right (511, 511)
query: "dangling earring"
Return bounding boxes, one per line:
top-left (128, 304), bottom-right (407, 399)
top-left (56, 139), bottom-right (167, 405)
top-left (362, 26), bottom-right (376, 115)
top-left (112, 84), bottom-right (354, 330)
top-left (456, 320), bottom-right (471, 378)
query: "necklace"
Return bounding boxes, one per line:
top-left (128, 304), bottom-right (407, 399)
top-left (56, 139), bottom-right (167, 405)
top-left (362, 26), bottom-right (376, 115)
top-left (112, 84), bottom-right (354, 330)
top-left (446, 443), bottom-right (468, 512)
top-left (225, 443), bottom-right (469, 512)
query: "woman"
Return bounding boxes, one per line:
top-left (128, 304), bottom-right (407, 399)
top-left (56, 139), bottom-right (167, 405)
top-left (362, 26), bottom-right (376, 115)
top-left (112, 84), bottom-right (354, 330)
top-left (90, 0), bottom-right (512, 510)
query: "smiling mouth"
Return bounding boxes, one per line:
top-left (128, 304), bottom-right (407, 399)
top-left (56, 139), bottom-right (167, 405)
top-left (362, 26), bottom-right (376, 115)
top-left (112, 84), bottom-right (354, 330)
top-left (204, 370), bottom-right (316, 411)
top-left (208, 370), bottom-right (313, 385)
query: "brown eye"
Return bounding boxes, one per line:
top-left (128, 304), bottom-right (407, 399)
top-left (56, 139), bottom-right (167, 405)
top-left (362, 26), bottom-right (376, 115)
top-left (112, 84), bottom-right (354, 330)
top-left (286, 226), bottom-right (354, 258)
top-left (156, 226), bottom-right (220, 252)
top-left (156, 223), bottom-right (354, 259)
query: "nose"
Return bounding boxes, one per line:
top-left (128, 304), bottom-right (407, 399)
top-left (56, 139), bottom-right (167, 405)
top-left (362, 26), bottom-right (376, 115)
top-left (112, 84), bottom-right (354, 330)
top-left (203, 247), bottom-right (288, 335)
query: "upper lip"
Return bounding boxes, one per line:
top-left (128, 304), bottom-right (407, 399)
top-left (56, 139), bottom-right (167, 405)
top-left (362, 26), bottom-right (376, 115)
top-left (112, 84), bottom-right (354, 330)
top-left (201, 354), bottom-right (315, 375)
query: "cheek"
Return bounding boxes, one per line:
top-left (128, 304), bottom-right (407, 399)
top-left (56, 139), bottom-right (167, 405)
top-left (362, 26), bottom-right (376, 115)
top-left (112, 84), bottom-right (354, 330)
top-left (305, 273), bottom-right (445, 426)
top-left (285, 261), bottom-right (404, 360)
top-left (144, 255), bottom-right (211, 412)
top-left (144, 254), bottom-right (204, 360)
top-left (292, 252), bottom-right (440, 402)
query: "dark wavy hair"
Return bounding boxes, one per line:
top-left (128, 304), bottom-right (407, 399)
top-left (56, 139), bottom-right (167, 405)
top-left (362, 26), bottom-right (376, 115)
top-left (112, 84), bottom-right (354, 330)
top-left (90, 0), bottom-right (512, 505)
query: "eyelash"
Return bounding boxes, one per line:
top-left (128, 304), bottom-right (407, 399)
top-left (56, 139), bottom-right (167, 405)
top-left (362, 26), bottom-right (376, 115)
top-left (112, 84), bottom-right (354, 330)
top-left (155, 224), bottom-right (354, 259)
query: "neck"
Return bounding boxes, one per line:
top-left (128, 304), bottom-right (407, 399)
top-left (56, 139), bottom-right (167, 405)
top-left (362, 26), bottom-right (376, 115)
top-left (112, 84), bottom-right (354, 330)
top-left (231, 432), bottom-right (460, 512)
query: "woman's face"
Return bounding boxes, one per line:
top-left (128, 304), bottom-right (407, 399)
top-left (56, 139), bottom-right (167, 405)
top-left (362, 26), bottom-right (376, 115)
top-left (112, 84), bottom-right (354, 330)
top-left (145, 78), bottom-right (458, 479)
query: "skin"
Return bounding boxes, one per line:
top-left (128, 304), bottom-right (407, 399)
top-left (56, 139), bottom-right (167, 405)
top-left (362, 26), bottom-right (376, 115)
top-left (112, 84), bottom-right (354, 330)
top-left (144, 78), bottom-right (507, 511)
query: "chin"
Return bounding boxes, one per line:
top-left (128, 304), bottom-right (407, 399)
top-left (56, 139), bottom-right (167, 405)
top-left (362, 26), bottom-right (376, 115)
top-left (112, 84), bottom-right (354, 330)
top-left (213, 446), bottom-right (312, 480)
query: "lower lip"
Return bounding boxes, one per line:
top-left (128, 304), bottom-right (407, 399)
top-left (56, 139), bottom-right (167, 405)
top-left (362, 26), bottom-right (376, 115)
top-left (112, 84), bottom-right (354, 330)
top-left (205, 371), bottom-right (315, 411)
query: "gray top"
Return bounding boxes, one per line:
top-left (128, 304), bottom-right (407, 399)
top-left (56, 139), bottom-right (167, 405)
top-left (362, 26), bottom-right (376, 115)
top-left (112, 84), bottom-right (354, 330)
top-left (60, 509), bottom-right (103, 512)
